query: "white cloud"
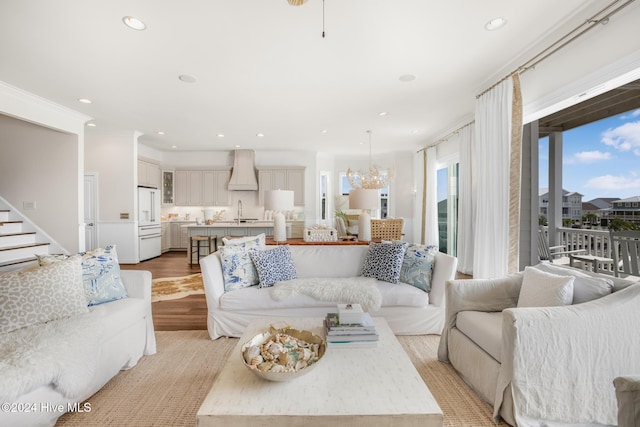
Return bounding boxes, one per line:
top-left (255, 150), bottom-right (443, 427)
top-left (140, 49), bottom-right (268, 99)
top-left (601, 121), bottom-right (640, 154)
top-left (620, 109), bottom-right (640, 120)
top-left (564, 150), bottom-right (611, 164)
top-left (585, 174), bottom-right (640, 191)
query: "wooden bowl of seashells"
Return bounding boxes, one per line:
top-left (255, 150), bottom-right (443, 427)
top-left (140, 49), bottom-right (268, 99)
top-left (241, 326), bottom-right (326, 381)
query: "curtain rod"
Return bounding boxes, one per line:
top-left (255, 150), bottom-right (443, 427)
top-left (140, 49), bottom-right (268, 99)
top-left (418, 120), bottom-right (475, 153)
top-left (476, 0), bottom-right (636, 99)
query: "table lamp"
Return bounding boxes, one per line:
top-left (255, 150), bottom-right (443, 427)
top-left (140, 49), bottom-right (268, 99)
top-left (264, 189), bottom-right (294, 242)
top-left (348, 188), bottom-right (379, 242)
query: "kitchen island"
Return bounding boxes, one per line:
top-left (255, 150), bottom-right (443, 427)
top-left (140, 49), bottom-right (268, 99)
top-left (183, 221), bottom-right (304, 263)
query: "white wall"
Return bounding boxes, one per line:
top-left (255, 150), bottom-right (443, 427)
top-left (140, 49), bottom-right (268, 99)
top-left (0, 114), bottom-right (80, 252)
top-left (85, 129), bottom-right (139, 263)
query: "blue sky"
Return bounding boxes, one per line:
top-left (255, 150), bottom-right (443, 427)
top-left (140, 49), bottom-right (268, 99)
top-left (539, 108), bottom-right (640, 202)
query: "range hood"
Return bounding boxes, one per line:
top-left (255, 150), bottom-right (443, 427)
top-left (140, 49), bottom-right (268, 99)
top-left (228, 149), bottom-right (259, 191)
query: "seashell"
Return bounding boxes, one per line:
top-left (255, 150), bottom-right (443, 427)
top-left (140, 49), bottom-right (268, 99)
top-left (257, 361), bottom-right (273, 372)
top-left (244, 345), bottom-right (261, 363)
top-left (250, 356), bottom-right (264, 366)
top-left (270, 364), bottom-right (286, 373)
top-left (301, 348), bottom-right (312, 361)
top-left (278, 352), bottom-right (290, 366)
top-left (267, 342), bottom-right (284, 355)
top-left (295, 360), bottom-right (308, 371)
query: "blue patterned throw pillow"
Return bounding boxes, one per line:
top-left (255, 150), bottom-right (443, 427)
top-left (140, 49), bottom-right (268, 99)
top-left (220, 240), bottom-right (262, 291)
top-left (38, 245), bottom-right (128, 306)
top-left (400, 244), bottom-right (438, 292)
top-left (250, 245), bottom-right (297, 288)
top-left (361, 241), bottom-right (408, 284)
top-left (80, 245), bottom-right (128, 306)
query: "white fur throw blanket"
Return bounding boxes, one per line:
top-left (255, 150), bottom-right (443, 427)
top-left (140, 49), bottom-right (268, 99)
top-left (0, 312), bottom-right (104, 400)
top-left (270, 277), bottom-right (382, 311)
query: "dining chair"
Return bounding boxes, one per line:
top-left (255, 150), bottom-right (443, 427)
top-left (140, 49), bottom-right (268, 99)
top-left (371, 218), bottom-right (404, 241)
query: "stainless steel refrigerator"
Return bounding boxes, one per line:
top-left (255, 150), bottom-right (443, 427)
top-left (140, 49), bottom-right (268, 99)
top-left (138, 186), bottom-right (161, 261)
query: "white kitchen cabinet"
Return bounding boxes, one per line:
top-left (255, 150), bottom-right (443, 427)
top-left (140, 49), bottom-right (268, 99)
top-left (161, 222), bottom-right (170, 252)
top-left (138, 160), bottom-right (161, 189)
top-left (257, 167), bottom-right (305, 206)
top-left (174, 169), bottom-right (231, 207)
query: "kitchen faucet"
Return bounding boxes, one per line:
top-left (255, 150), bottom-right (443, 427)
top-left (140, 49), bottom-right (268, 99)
top-left (237, 200), bottom-right (242, 225)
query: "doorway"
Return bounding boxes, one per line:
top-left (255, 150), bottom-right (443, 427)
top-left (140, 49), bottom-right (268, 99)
top-left (84, 173), bottom-right (98, 251)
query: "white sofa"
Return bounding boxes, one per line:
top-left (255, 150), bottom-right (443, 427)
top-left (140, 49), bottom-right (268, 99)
top-left (200, 244), bottom-right (458, 339)
top-left (437, 263), bottom-right (640, 427)
top-left (0, 269), bottom-right (156, 427)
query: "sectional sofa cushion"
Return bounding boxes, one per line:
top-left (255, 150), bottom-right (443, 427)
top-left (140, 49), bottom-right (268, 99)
top-left (0, 256), bottom-right (88, 334)
top-left (456, 311), bottom-right (503, 363)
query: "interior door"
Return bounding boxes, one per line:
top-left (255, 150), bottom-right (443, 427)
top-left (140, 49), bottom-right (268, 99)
top-left (84, 173), bottom-right (98, 251)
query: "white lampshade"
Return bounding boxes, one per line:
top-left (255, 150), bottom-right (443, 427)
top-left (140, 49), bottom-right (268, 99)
top-left (264, 190), bottom-right (294, 211)
top-left (348, 189), bottom-right (379, 210)
top-left (264, 190), bottom-right (294, 242)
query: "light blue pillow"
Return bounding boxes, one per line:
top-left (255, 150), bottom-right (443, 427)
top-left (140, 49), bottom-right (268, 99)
top-left (400, 244), bottom-right (438, 292)
top-left (81, 245), bottom-right (128, 306)
top-left (38, 245), bottom-right (127, 306)
top-left (250, 245), bottom-right (297, 288)
top-left (361, 241), bottom-right (408, 284)
top-left (220, 240), bottom-right (262, 291)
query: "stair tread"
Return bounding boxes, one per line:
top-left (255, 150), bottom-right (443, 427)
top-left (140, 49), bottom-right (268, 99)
top-left (0, 242), bottom-right (50, 252)
top-left (0, 231), bottom-right (36, 237)
top-left (0, 256), bottom-right (38, 268)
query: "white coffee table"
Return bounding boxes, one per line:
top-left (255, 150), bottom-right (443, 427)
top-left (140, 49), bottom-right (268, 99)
top-left (197, 317), bottom-right (443, 427)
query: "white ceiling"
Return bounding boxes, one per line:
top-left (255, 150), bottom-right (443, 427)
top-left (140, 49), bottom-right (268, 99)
top-left (0, 0), bottom-right (604, 154)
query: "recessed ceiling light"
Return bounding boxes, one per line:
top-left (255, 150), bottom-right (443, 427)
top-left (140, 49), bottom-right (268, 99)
top-left (485, 17), bottom-right (507, 31)
top-left (86, 122), bottom-right (96, 127)
top-left (78, 98), bottom-right (92, 104)
top-left (320, 129), bottom-right (328, 134)
top-left (122, 16), bottom-right (146, 31)
top-left (156, 131), bottom-right (165, 136)
top-left (378, 111), bottom-right (388, 117)
top-left (399, 74), bottom-right (416, 82)
top-left (178, 74), bottom-right (197, 83)
top-left (217, 133), bottom-right (225, 138)
top-left (256, 133), bottom-right (265, 137)
top-left (170, 145), bottom-right (177, 149)
top-left (235, 144), bottom-right (241, 148)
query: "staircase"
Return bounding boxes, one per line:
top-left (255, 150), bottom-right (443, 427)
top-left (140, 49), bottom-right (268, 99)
top-left (0, 208), bottom-right (52, 272)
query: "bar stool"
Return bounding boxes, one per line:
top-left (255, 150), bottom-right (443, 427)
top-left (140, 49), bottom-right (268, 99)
top-left (190, 235), bottom-right (218, 265)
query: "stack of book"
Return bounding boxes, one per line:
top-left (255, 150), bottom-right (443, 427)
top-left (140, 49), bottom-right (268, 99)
top-left (324, 309), bottom-right (378, 347)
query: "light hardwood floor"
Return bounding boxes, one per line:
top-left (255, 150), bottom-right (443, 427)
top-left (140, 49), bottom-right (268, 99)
top-left (121, 251), bottom-right (208, 331)
top-left (123, 251), bottom-right (471, 332)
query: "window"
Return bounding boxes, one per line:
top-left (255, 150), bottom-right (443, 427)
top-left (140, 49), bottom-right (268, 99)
top-left (437, 163), bottom-right (459, 256)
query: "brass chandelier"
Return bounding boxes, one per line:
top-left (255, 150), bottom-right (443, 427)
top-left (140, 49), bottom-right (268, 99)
top-left (346, 130), bottom-right (394, 190)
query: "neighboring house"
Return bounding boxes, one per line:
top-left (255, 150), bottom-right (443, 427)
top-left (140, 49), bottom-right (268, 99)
top-left (582, 198), bottom-right (620, 224)
top-left (539, 189), bottom-right (583, 222)
top-left (603, 196), bottom-right (640, 227)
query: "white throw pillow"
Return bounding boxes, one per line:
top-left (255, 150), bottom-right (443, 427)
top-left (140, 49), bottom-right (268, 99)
top-left (222, 233), bottom-right (266, 247)
top-left (517, 266), bottom-right (575, 308)
top-left (533, 262), bottom-right (614, 304)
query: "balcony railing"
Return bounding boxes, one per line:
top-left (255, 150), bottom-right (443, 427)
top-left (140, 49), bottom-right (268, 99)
top-left (557, 227), bottom-right (611, 258)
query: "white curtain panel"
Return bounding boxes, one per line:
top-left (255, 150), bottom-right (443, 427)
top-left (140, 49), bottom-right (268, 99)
top-left (456, 124), bottom-right (475, 275)
top-left (473, 78), bottom-right (513, 279)
top-left (412, 151), bottom-right (424, 244)
top-left (424, 146), bottom-right (439, 246)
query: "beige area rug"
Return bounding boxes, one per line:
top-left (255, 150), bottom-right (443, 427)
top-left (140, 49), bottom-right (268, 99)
top-left (57, 331), bottom-right (508, 427)
top-left (151, 273), bottom-right (204, 302)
